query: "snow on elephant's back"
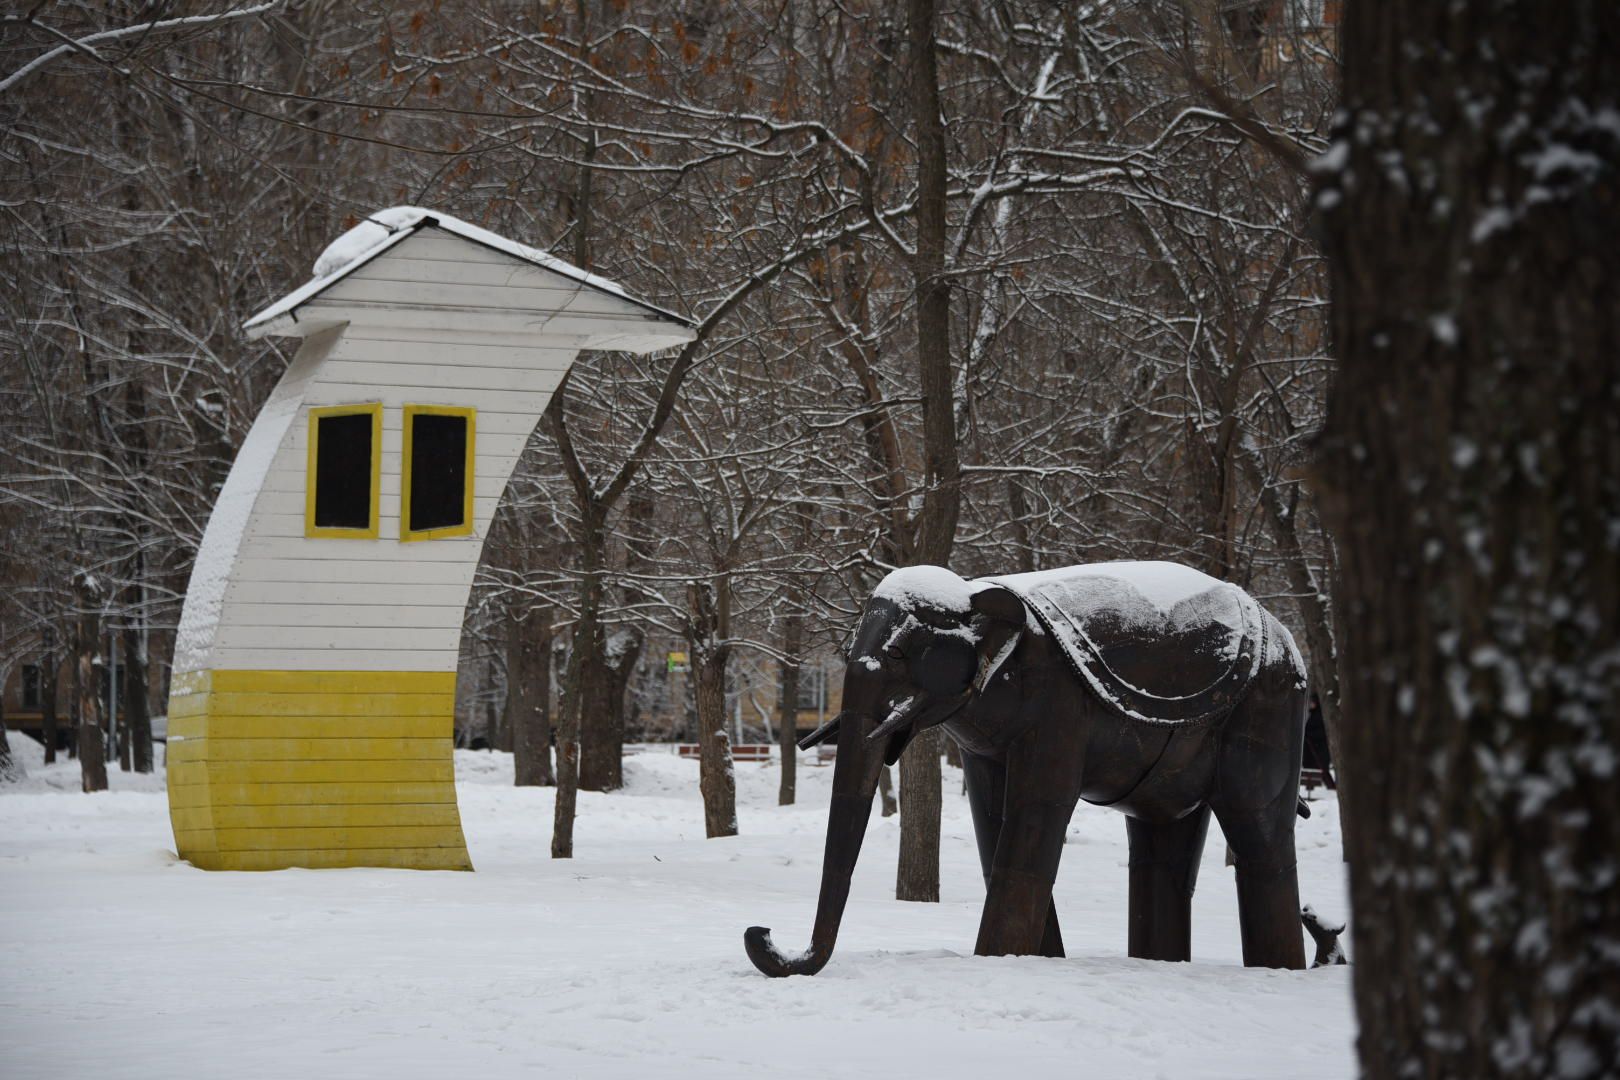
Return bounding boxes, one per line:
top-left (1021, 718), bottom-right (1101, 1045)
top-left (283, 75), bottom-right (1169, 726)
top-left (987, 561), bottom-right (1266, 726)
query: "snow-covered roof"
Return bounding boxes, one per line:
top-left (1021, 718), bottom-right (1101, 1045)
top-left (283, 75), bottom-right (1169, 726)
top-left (243, 206), bottom-right (692, 338)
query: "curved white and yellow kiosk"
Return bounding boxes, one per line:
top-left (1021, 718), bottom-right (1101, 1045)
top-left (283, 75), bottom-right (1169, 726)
top-left (167, 208), bottom-right (694, 870)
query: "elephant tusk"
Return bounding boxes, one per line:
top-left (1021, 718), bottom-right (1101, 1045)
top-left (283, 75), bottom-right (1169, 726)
top-left (797, 711), bottom-right (845, 751)
top-left (867, 694), bottom-right (927, 744)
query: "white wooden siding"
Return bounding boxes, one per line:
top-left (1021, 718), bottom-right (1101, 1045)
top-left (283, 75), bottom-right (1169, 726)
top-left (177, 226), bottom-right (690, 676)
top-left (178, 326), bottom-right (576, 674)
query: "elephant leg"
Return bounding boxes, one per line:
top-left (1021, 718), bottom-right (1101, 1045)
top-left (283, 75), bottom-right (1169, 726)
top-left (1125, 806), bottom-right (1211, 962)
top-left (1210, 676), bottom-right (1309, 970)
top-left (964, 752), bottom-right (1064, 957)
top-left (1215, 791), bottom-right (1306, 970)
top-left (974, 731), bottom-right (1081, 958)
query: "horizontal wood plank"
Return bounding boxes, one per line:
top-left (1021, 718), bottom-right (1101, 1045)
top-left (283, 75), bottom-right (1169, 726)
top-left (167, 737), bottom-right (450, 764)
top-left (169, 759), bottom-right (454, 786)
top-left (169, 690), bottom-right (452, 719)
top-left (212, 625), bottom-right (465, 654)
top-left (169, 780), bottom-right (458, 807)
top-left (198, 824), bottom-right (469, 851)
top-left (167, 714), bottom-right (452, 740)
top-left (172, 803), bottom-right (463, 831)
top-left (183, 847), bottom-right (472, 871)
top-left (204, 648), bottom-right (459, 672)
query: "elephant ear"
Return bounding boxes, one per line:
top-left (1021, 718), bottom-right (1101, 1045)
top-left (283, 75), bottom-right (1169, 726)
top-left (969, 584), bottom-right (1027, 692)
top-left (914, 635), bottom-right (976, 697)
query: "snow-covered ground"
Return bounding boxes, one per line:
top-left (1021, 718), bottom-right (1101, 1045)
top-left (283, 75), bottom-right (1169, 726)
top-left (1, 737), bottom-right (1355, 1079)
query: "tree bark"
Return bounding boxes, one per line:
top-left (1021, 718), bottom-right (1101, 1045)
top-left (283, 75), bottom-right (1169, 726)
top-left (897, 0), bottom-right (953, 905)
top-left (687, 581), bottom-right (737, 839)
top-left (40, 632), bottom-right (57, 765)
top-left (121, 623), bottom-right (152, 774)
top-left (0, 694), bottom-right (18, 783)
top-left (776, 614), bottom-right (802, 806)
top-left (551, 626), bottom-right (583, 859)
top-left (575, 511), bottom-right (623, 792)
top-left (1316, 5), bottom-right (1619, 1075)
top-left (896, 728), bottom-right (942, 901)
top-left (878, 766), bottom-right (898, 818)
top-left (510, 605), bottom-right (555, 787)
top-left (74, 574), bottom-right (106, 793)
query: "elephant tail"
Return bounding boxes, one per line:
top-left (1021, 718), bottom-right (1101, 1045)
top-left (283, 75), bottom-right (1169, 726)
top-left (1301, 905), bottom-right (1348, 967)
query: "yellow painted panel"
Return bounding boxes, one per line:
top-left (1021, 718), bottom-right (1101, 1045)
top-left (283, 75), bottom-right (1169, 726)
top-left (170, 780), bottom-right (457, 807)
top-left (170, 759), bottom-right (453, 786)
top-left (167, 737), bottom-right (449, 764)
top-left (195, 803), bottom-right (464, 830)
top-left (181, 691), bottom-right (454, 718)
top-left (170, 806), bottom-right (217, 832)
top-left (172, 828), bottom-right (219, 853)
top-left (169, 715), bottom-right (451, 740)
top-left (187, 847), bottom-right (473, 872)
top-left (207, 825), bottom-right (468, 851)
top-left (166, 715), bottom-right (209, 739)
top-left (206, 670), bottom-right (455, 695)
top-left (167, 668), bottom-right (469, 872)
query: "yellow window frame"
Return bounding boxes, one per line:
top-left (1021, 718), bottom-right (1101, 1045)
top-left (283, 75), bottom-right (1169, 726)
top-left (400, 404), bottom-right (476, 542)
top-left (304, 403), bottom-right (382, 540)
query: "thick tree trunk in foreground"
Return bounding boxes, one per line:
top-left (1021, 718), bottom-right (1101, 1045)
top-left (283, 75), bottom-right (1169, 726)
top-left (510, 606), bottom-right (555, 787)
top-left (1316, 5), bottom-right (1619, 1075)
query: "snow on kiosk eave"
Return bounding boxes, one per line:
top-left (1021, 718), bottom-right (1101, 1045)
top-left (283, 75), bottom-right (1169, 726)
top-left (241, 206), bottom-right (694, 340)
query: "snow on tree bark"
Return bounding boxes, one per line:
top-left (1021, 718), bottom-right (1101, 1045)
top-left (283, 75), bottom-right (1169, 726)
top-left (1316, 3), bottom-right (1620, 1075)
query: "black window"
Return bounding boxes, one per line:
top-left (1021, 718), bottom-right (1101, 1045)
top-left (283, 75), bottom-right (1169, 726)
top-left (311, 408), bottom-right (377, 533)
top-left (405, 409), bottom-right (472, 537)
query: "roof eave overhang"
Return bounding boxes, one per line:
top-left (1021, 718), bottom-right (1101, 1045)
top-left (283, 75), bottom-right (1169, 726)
top-left (241, 216), bottom-right (694, 342)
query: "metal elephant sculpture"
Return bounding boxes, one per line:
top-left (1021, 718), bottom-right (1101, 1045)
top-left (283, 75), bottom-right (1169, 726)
top-left (745, 560), bottom-right (1323, 977)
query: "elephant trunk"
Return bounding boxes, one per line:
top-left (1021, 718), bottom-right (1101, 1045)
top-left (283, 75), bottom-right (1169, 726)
top-left (745, 698), bottom-right (889, 977)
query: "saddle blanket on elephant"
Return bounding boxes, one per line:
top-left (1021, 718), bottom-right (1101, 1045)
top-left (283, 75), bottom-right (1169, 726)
top-left (983, 561), bottom-right (1266, 727)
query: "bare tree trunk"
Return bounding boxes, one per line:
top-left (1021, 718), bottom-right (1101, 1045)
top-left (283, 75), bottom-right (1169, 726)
top-left (1317, 4), bottom-right (1620, 1074)
top-left (896, 729), bottom-right (942, 900)
top-left (776, 614), bottom-right (802, 806)
top-left (121, 622), bottom-right (152, 774)
top-left (0, 694), bottom-right (19, 783)
top-left (693, 651), bottom-right (737, 838)
top-left (897, 0), bottom-right (953, 905)
top-left (604, 628), bottom-right (643, 750)
top-left (551, 627), bottom-right (583, 859)
top-left (1243, 450), bottom-right (1346, 846)
top-left (40, 632), bottom-right (57, 765)
top-left (74, 574), bottom-right (106, 793)
top-left (510, 605), bottom-right (555, 786)
top-left (688, 580), bottom-right (737, 838)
